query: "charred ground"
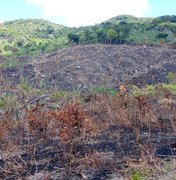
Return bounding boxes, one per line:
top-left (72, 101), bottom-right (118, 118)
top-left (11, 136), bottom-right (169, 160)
top-left (0, 44), bottom-right (176, 91)
top-left (0, 44), bottom-right (176, 179)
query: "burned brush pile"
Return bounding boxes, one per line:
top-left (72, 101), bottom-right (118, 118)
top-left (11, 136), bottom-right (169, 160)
top-left (0, 87), bottom-right (176, 179)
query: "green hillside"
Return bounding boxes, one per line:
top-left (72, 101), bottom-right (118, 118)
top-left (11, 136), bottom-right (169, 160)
top-left (0, 15), bottom-right (176, 56)
top-left (0, 19), bottom-right (70, 55)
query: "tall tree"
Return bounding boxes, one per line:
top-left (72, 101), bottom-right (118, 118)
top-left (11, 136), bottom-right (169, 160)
top-left (106, 29), bottom-right (117, 44)
top-left (67, 33), bottom-right (80, 44)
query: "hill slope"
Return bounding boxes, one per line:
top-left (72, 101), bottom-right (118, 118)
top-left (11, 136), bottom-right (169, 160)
top-left (1, 44), bottom-right (176, 91)
top-left (0, 45), bottom-right (176, 179)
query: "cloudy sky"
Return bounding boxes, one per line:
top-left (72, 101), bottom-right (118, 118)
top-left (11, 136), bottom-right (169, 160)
top-left (0, 0), bottom-right (176, 27)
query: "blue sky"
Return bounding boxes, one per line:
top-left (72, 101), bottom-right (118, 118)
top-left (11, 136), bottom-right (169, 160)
top-left (0, 0), bottom-right (176, 27)
top-left (145, 0), bottom-right (176, 17)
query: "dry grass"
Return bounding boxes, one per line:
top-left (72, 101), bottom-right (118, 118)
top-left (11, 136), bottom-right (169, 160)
top-left (0, 84), bottom-right (176, 179)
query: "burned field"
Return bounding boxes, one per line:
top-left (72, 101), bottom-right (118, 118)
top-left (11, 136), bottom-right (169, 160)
top-left (0, 44), bottom-right (176, 179)
top-left (0, 88), bottom-right (176, 179)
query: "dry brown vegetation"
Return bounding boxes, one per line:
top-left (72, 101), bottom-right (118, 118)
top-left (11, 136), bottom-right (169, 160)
top-left (0, 44), bottom-right (176, 179)
top-left (0, 84), bottom-right (176, 179)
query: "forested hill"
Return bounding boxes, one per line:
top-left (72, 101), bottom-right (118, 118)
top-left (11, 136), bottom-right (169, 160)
top-left (0, 15), bottom-right (176, 56)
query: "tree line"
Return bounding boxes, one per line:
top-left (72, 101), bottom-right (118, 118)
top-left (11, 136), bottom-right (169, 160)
top-left (0, 15), bottom-right (176, 55)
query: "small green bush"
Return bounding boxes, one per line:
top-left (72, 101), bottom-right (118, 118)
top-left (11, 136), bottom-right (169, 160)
top-left (91, 86), bottom-right (116, 96)
top-left (0, 60), bottom-right (18, 69)
top-left (50, 91), bottom-right (69, 100)
top-left (166, 72), bottom-right (176, 83)
top-left (131, 171), bottom-right (143, 180)
top-left (163, 83), bottom-right (176, 94)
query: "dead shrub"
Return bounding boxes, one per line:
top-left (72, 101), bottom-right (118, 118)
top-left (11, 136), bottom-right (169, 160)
top-left (24, 101), bottom-right (92, 144)
top-left (0, 120), bottom-right (9, 141)
top-left (25, 102), bottom-right (48, 137)
top-left (55, 103), bottom-right (87, 143)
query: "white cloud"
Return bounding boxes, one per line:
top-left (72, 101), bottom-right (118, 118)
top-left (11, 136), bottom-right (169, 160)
top-left (26, 0), bottom-right (150, 27)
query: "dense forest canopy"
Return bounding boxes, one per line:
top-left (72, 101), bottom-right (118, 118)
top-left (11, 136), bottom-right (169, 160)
top-left (0, 15), bottom-right (176, 56)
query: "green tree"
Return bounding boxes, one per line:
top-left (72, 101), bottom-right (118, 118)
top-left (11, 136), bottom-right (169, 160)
top-left (3, 44), bottom-right (12, 51)
top-left (106, 29), bottom-right (117, 44)
top-left (16, 40), bottom-right (23, 47)
top-left (95, 27), bottom-right (106, 43)
top-left (67, 33), bottom-right (80, 44)
top-left (88, 32), bottom-right (98, 43)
